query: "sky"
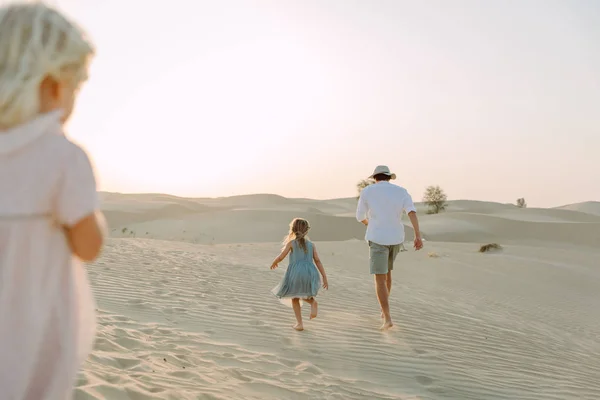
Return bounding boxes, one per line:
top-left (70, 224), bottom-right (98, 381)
top-left (41, 0), bottom-right (600, 206)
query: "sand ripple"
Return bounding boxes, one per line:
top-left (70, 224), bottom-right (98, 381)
top-left (79, 238), bottom-right (600, 399)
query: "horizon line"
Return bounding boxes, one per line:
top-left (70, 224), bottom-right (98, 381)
top-left (98, 191), bottom-right (598, 210)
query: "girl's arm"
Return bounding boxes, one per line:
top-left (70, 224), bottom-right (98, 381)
top-left (312, 245), bottom-right (328, 289)
top-left (56, 145), bottom-right (105, 262)
top-left (270, 242), bottom-right (292, 269)
top-left (64, 211), bottom-right (106, 262)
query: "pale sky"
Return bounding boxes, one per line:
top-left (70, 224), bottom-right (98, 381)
top-left (47, 0), bottom-right (600, 207)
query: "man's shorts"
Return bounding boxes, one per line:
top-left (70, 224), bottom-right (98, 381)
top-left (369, 241), bottom-right (401, 275)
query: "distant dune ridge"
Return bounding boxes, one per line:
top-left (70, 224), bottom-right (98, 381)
top-left (101, 193), bottom-right (600, 247)
top-left (77, 192), bottom-right (600, 399)
top-left (554, 200), bottom-right (600, 216)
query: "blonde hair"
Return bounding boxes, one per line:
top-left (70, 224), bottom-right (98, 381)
top-left (0, 2), bottom-right (94, 129)
top-left (282, 218), bottom-right (311, 253)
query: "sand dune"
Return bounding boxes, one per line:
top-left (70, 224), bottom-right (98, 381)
top-left (419, 212), bottom-right (600, 247)
top-left (75, 193), bottom-right (600, 399)
top-left (484, 207), bottom-right (600, 223)
top-left (555, 201), bottom-right (600, 216)
top-left (430, 199), bottom-right (516, 214)
top-left (107, 209), bottom-right (371, 244)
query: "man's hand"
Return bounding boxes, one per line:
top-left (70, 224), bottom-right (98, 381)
top-left (408, 211), bottom-right (423, 251)
top-left (361, 219), bottom-right (368, 226)
top-left (414, 236), bottom-right (423, 250)
top-left (270, 262), bottom-right (278, 270)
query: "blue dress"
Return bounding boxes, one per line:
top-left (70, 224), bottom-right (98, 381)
top-left (272, 240), bottom-right (321, 306)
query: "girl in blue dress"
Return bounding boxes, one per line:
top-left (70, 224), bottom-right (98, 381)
top-left (270, 218), bottom-right (328, 331)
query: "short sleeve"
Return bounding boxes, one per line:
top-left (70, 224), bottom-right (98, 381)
top-left (403, 192), bottom-right (417, 214)
top-left (55, 144), bottom-right (99, 227)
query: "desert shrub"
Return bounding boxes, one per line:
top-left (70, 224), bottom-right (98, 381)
top-left (479, 243), bottom-right (502, 253)
top-left (423, 185), bottom-right (448, 214)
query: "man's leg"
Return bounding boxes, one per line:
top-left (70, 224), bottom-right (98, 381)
top-left (375, 273), bottom-right (392, 329)
top-left (380, 272), bottom-right (392, 318)
top-left (381, 244), bottom-right (400, 319)
top-left (370, 242), bottom-right (393, 329)
top-left (387, 244), bottom-right (400, 295)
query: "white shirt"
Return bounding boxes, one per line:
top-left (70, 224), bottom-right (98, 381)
top-left (356, 181), bottom-right (417, 245)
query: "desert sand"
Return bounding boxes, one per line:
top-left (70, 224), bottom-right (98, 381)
top-left (75, 194), bottom-right (600, 400)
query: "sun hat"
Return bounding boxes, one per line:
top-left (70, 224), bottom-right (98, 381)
top-left (369, 165), bottom-right (396, 180)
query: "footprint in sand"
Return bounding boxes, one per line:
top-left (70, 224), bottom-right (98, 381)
top-left (280, 337), bottom-right (293, 345)
top-left (415, 375), bottom-right (434, 386)
top-left (115, 357), bottom-right (142, 369)
top-left (229, 369), bottom-right (252, 382)
top-left (127, 299), bottom-right (147, 308)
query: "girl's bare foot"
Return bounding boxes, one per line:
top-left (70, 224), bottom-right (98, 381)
top-left (310, 300), bottom-right (318, 319)
top-left (380, 320), bottom-right (394, 331)
top-left (293, 323), bottom-right (304, 331)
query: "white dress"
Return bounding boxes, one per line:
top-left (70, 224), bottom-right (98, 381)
top-left (0, 111), bottom-right (98, 400)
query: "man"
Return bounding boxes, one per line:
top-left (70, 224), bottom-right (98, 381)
top-left (356, 165), bottom-right (423, 330)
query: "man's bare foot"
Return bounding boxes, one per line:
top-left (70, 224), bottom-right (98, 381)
top-left (380, 320), bottom-right (393, 331)
top-left (293, 323), bottom-right (304, 331)
top-left (310, 300), bottom-right (318, 319)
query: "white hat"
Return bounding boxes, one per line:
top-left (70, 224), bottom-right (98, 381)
top-left (369, 165), bottom-right (396, 180)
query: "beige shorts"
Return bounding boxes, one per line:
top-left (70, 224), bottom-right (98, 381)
top-left (369, 241), bottom-right (401, 275)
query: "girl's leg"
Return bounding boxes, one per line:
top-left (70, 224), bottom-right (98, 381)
top-left (292, 298), bottom-right (303, 331)
top-left (303, 297), bottom-right (318, 319)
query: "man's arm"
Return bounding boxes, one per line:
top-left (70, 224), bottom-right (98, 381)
top-left (408, 211), bottom-right (423, 250)
top-left (404, 193), bottom-right (423, 250)
top-left (356, 192), bottom-right (368, 225)
top-left (408, 211), bottom-right (421, 239)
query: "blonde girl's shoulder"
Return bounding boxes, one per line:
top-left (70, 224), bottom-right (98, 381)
top-left (39, 130), bottom-right (92, 166)
top-left (29, 132), bottom-right (97, 193)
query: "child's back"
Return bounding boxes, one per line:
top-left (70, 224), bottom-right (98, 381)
top-left (0, 3), bottom-right (100, 398)
top-left (0, 102), bottom-right (98, 400)
top-left (0, 111), bottom-right (95, 220)
top-left (288, 239), bottom-right (314, 263)
top-left (270, 218), bottom-right (328, 331)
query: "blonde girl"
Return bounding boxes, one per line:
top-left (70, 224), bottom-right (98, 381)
top-left (0, 3), bottom-right (104, 398)
top-left (270, 218), bottom-right (328, 331)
